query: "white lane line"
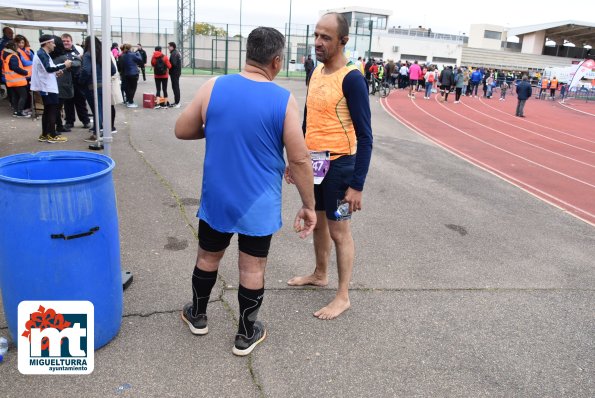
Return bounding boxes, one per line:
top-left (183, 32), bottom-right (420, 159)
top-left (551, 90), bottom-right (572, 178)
top-left (457, 100), bottom-right (595, 156)
top-left (429, 97), bottom-right (595, 168)
top-left (380, 97), bottom-right (595, 226)
top-left (477, 97), bottom-right (595, 144)
top-left (558, 100), bottom-right (595, 117)
top-left (404, 95), bottom-right (595, 188)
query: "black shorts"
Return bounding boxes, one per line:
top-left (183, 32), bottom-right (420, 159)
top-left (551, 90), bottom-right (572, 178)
top-left (314, 155), bottom-right (355, 221)
top-left (198, 219), bottom-right (272, 258)
top-left (40, 92), bottom-right (59, 105)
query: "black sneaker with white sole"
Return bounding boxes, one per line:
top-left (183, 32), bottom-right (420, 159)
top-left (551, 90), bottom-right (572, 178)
top-left (181, 303), bottom-right (208, 335)
top-left (232, 321), bottom-right (267, 356)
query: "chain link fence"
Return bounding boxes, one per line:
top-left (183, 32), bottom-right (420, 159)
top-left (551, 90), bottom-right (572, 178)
top-left (83, 17), bottom-right (373, 78)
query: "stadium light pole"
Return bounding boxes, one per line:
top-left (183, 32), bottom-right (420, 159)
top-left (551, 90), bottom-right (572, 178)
top-left (193, 0), bottom-right (196, 70)
top-left (137, 0), bottom-right (140, 41)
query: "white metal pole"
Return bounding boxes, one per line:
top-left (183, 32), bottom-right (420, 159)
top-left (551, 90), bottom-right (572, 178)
top-left (102, 0), bottom-right (113, 157)
top-left (88, 0), bottom-right (101, 147)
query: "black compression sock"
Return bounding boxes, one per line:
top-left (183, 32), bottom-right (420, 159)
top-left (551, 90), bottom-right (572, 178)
top-left (191, 267), bottom-right (218, 317)
top-left (237, 284), bottom-right (264, 338)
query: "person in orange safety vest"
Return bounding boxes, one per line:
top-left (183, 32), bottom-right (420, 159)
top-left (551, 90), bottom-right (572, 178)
top-left (2, 41), bottom-right (29, 117)
top-left (539, 77), bottom-right (549, 99)
top-left (549, 76), bottom-right (558, 99)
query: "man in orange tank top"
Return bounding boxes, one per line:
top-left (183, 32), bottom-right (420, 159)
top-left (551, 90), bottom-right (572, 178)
top-left (286, 13), bottom-right (373, 320)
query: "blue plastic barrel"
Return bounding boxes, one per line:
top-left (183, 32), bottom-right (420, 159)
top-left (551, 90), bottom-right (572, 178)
top-left (0, 151), bottom-right (122, 349)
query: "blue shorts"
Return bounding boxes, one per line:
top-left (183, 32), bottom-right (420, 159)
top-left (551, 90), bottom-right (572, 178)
top-left (314, 155), bottom-right (355, 221)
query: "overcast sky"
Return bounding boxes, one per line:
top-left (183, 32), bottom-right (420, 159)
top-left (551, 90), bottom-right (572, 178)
top-left (96, 0), bottom-right (594, 36)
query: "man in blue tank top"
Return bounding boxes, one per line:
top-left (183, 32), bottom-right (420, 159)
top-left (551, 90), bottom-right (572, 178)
top-left (175, 27), bottom-right (316, 356)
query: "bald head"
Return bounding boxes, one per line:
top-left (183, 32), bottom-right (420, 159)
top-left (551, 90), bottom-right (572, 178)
top-left (321, 12), bottom-right (349, 39)
top-left (314, 13), bottom-right (350, 65)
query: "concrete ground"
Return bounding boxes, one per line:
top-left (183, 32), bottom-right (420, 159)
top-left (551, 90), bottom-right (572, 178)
top-left (0, 76), bottom-right (593, 397)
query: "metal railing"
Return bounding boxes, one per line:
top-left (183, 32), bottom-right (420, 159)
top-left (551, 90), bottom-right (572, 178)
top-left (563, 86), bottom-right (595, 103)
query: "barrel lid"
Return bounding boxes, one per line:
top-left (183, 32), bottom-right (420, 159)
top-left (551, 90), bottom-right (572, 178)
top-left (0, 151), bottom-right (115, 185)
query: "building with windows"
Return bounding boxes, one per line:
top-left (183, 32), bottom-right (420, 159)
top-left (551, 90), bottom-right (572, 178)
top-left (324, 7), bottom-right (592, 71)
top-left (323, 6), bottom-right (391, 31)
top-left (324, 6), bottom-right (465, 65)
top-left (461, 22), bottom-right (592, 70)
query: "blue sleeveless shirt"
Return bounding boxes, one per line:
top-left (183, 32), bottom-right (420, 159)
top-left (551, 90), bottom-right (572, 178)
top-left (198, 74), bottom-right (290, 236)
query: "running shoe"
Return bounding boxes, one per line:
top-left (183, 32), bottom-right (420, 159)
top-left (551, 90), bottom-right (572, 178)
top-left (232, 321), bottom-right (267, 356)
top-left (47, 135), bottom-right (68, 143)
top-left (181, 303), bottom-right (208, 335)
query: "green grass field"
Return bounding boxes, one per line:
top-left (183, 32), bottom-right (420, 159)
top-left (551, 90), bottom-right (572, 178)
top-left (179, 67), bottom-right (307, 79)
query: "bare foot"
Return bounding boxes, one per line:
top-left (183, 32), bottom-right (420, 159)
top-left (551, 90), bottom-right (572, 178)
top-left (287, 274), bottom-right (328, 287)
top-left (314, 296), bottom-right (350, 320)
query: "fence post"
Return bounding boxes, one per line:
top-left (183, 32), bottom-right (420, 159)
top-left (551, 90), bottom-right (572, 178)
top-left (305, 24), bottom-right (309, 78)
top-left (368, 20), bottom-right (373, 59)
top-left (192, 32), bottom-right (195, 75)
top-left (193, 0), bottom-right (196, 73)
top-left (239, 0), bottom-right (243, 73)
top-left (305, 24), bottom-right (309, 54)
top-left (354, 21), bottom-right (358, 52)
top-left (238, 36), bottom-right (242, 73)
top-left (212, 37), bottom-right (216, 75)
top-left (225, 24), bottom-right (229, 75)
top-left (286, 1), bottom-right (292, 78)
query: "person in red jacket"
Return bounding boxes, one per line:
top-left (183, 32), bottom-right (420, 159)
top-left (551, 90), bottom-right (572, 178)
top-left (151, 46), bottom-right (172, 108)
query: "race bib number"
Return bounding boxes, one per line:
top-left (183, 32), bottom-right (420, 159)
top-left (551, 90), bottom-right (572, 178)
top-left (310, 150), bottom-right (330, 185)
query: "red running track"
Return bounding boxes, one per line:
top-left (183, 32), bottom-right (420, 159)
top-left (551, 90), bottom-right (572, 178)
top-left (381, 90), bottom-right (595, 226)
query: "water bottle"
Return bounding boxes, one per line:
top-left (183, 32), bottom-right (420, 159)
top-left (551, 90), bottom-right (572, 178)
top-left (0, 336), bottom-right (8, 363)
top-left (334, 202), bottom-right (351, 218)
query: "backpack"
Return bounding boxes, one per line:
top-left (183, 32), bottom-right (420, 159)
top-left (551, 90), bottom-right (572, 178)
top-left (154, 56), bottom-right (167, 75)
top-left (428, 73), bottom-right (435, 83)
